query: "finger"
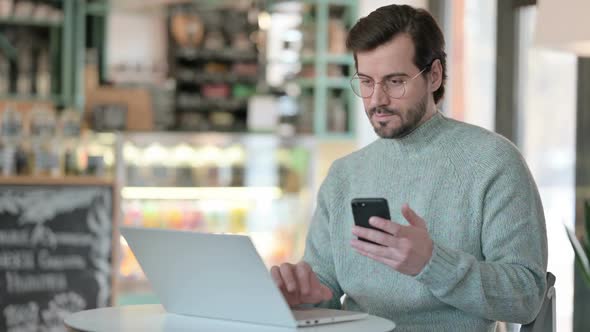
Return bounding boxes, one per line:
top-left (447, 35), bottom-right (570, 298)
top-left (270, 266), bottom-right (284, 289)
top-left (354, 247), bottom-right (398, 267)
top-left (350, 238), bottom-right (393, 258)
top-left (368, 217), bottom-right (404, 237)
top-left (402, 203), bottom-right (427, 229)
top-left (351, 226), bottom-right (395, 247)
top-left (295, 262), bottom-right (312, 296)
top-left (279, 263), bottom-right (298, 293)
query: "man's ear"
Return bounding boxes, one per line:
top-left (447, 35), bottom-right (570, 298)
top-left (429, 59), bottom-right (443, 93)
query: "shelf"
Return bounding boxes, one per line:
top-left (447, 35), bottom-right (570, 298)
top-left (303, 0), bottom-right (357, 5)
top-left (302, 54), bottom-right (354, 65)
top-left (326, 54), bottom-right (354, 65)
top-left (296, 77), bottom-right (349, 89)
top-left (317, 132), bottom-right (356, 141)
top-left (0, 94), bottom-right (56, 103)
top-left (326, 77), bottom-right (350, 89)
top-left (176, 73), bottom-right (258, 85)
top-left (296, 78), bottom-right (316, 88)
top-left (175, 95), bottom-right (249, 112)
top-left (86, 2), bottom-right (109, 15)
top-left (0, 176), bottom-right (114, 186)
top-left (121, 186), bottom-right (283, 200)
top-left (176, 48), bottom-right (258, 62)
top-left (121, 131), bottom-right (315, 147)
top-left (0, 16), bottom-right (62, 27)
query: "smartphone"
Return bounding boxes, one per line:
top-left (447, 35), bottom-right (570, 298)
top-left (351, 198), bottom-right (391, 245)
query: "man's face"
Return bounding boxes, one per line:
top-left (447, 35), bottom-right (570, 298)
top-left (356, 34), bottom-right (431, 139)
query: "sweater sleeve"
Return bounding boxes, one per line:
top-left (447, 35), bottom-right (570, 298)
top-left (414, 145), bottom-right (548, 324)
top-left (302, 164), bottom-right (344, 309)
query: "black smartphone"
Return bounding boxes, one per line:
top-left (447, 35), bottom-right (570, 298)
top-left (351, 198), bottom-right (391, 245)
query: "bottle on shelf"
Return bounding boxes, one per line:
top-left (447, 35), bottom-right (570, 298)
top-left (16, 40), bottom-right (33, 96)
top-left (13, 0), bottom-right (34, 18)
top-left (59, 109), bottom-right (82, 176)
top-left (29, 106), bottom-right (60, 177)
top-left (36, 49), bottom-right (51, 98)
top-left (0, 52), bottom-right (9, 95)
top-left (0, 0), bottom-right (14, 17)
top-left (327, 91), bottom-right (347, 133)
top-left (0, 103), bottom-right (23, 176)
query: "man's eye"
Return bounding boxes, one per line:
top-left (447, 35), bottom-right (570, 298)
top-left (388, 79), bottom-right (404, 85)
top-left (360, 80), bottom-right (373, 86)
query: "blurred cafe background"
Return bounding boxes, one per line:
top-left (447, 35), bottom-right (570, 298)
top-left (0, 0), bottom-right (589, 331)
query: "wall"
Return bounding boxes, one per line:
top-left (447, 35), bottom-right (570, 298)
top-left (106, 12), bottom-right (167, 77)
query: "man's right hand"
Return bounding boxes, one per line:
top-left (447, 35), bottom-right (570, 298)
top-left (270, 261), bottom-right (333, 307)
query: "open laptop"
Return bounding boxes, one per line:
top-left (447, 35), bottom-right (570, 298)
top-left (120, 226), bottom-right (368, 328)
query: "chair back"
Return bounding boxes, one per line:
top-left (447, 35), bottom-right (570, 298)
top-left (520, 272), bottom-right (556, 332)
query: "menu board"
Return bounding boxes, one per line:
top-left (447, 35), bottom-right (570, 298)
top-left (0, 185), bottom-right (113, 332)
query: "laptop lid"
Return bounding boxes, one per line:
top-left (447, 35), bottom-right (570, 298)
top-left (120, 226), bottom-right (298, 328)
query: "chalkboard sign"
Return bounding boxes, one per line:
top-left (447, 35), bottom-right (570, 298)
top-left (0, 185), bottom-right (113, 332)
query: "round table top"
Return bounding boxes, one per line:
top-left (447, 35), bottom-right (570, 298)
top-left (64, 304), bottom-right (396, 332)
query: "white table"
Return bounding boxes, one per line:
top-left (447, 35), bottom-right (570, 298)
top-left (64, 304), bottom-right (396, 332)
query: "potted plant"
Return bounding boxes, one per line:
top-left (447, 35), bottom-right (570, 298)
top-left (566, 201), bottom-right (590, 286)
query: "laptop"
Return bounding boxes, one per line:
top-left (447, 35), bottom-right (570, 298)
top-left (120, 226), bottom-right (368, 328)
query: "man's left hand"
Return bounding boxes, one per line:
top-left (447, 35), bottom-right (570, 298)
top-left (351, 203), bottom-right (434, 276)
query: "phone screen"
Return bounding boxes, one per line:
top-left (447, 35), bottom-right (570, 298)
top-left (351, 198), bottom-right (391, 245)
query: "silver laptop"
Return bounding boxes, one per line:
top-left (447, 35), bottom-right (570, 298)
top-left (120, 226), bottom-right (368, 328)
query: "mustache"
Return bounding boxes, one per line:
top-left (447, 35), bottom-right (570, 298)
top-left (369, 107), bottom-right (400, 117)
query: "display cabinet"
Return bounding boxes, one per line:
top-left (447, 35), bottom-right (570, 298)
top-left (115, 132), bottom-right (317, 304)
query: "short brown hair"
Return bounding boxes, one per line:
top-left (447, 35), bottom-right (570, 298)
top-left (346, 5), bottom-right (447, 104)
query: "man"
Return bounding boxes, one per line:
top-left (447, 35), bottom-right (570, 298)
top-left (270, 4), bottom-right (548, 332)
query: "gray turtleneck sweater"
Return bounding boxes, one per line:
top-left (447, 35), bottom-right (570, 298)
top-left (303, 112), bottom-right (548, 331)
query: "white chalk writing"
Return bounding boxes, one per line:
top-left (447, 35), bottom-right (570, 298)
top-left (37, 250), bottom-right (86, 270)
top-left (5, 272), bottom-right (67, 294)
top-left (54, 232), bottom-right (94, 247)
top-left (3, 302), bottom-right (39, 327)
top-left (0, 251), bottom-right (35, 270)
top-left (0, 230), bottom-right (30, 247)
top-left (41, 292), bottom-right (86, 331)
top-left (0, 188), bottom-right (104, 225)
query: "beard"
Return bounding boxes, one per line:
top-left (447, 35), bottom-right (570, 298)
top-left (367, 94), bottom-right (428, 139)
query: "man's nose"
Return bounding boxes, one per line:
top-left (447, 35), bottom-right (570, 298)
top-left (368, 83), bottom-right (390, 109)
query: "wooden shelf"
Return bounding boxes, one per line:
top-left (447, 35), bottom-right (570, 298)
top-left (0, 176), bottom-right (114, 186)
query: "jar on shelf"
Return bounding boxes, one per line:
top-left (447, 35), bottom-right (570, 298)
top-left (59, 109), bottom-right (82, 175)
top-left (0, 103), bottom-right (24, 176)
top-left (29, 106), bottom-right (60, 177)
top-left (0, 52), bottom-right (9, 95)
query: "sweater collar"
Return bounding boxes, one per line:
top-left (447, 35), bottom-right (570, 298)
top-left (377, 111), bottom-right (447, 153)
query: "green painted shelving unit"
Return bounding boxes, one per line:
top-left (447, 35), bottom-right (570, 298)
top-left (0, 0), bottom-right (109, 111)
top-left (299, 0), bottom-right (358, 140)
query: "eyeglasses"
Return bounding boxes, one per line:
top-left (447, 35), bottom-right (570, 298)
top-left (350, 66), bottom-right (429, 99)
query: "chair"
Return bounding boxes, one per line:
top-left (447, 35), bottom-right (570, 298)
top-left (520, 272), bottom-right (556, 332)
